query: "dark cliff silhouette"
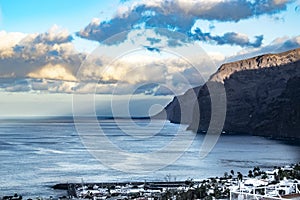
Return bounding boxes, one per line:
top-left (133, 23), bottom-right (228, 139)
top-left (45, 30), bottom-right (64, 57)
top-left (155, 48), bottom-right (300, 139)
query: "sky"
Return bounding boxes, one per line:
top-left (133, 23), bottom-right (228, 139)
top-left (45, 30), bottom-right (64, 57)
top-left (0, 0), bottom-right (300, 117)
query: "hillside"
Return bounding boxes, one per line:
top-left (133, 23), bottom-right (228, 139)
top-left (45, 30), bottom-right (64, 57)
top-left (156, 48), bottom-right (300, 139)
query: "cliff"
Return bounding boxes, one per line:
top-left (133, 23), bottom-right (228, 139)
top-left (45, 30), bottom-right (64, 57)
top-left (157, 48), bottom-right (300, 139)
top-left (154, 86), bottom-right (201, 124)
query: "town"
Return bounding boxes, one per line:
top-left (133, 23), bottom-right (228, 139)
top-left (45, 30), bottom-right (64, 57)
top-left (3, 163), bottom-right (299, 200)
top-left (69, 163), bottom-right (300, 199)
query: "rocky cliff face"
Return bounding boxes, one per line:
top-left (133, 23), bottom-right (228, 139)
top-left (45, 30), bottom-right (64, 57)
top-left (154, 86), bottom-right (201, 124)
top-left (158, 48), bottom-right (300, 139)
top-left (253, 76), bottom-right (300, 138)
top-left (209, 49), bottom-right (300, 83)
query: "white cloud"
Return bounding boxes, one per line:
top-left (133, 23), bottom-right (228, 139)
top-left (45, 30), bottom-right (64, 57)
top-left (0, 26), bottom-right (83, 81)
top-left (227, 35), bottom-right (300, 62)
top-left (27, 63), bottom-right (77, 81)
top-left (4, 20), bottom-right (299, 96)
top-left (191, 28), bottom-right (263, 47)
top-left (77, 0), bottom-right (292, 47)
top-left (31, 79), bottom-right (49, 91)
top-left (0, 28), bottom-right (216, 95)
top-left (0, 31), bottom-right (27, 57)
top-left (72, 31), bottom-right (217, 95)
top-left (0, 26), bottom-right (87, 94)
top-left (0, 31), bottom-right (26, 48)
top-left (4, 81), bottom-right (31, 92)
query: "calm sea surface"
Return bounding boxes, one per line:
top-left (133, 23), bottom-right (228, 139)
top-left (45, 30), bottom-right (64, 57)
top-left (0, 119), bottom-right (299, 198)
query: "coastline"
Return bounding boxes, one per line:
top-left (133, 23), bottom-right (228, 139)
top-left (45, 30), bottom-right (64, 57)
top-left (1, 119), bottom-right (299, 200)
top-left (2, 163), bottom-right (299, 200)
top-left (53, 163), bottom-right (300, 200)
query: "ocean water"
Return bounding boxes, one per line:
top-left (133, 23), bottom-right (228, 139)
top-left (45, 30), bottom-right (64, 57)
top-left (0, 119), bottom-right (299, 198)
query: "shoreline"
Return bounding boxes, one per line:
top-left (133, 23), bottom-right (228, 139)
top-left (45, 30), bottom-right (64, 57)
top-left (1, 166), bottom-right (299, 200)
top-left (3, 163), bottom-right (295, 200)
top-left (51, 180), bottom-right (202, 190)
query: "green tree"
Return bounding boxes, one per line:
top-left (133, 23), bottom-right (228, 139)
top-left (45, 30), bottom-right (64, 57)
top-left (196, 184), bottom-right (208, 199)
top-left (213, 187), bottom-right (222, 199)
top-left (224, 172), bottom-right (228, 179)
top-left (261, 173), bottom-right (268, 179)
top-left (237, 172), bottom-right (243, 181)
top-left (248, 170), bottom-right (254, 178)
top-left (278, 169), bottom-right (284, 180)
top-left (254, 166), bottom-right (260, 172)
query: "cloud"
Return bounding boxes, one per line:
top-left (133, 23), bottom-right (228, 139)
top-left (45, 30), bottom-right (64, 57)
top-left (0, 26), bottom-right (86, 93)
top-left (0, 28), bottom-right (216, 95)
top-left (71, 28), bottom-right (218, 95)
top-left (27, 63), bottom-right (77, 81)
top-left (227, 35), bottom-right (300, 62)
top-left (143, 45), bottom-right (161, 53)
top-left (32, 25), bottom-right (73, 45)
top-left (0, 31), bottom-right (26, 48)
top-left (73, 53), bottom-right (210, 96)
top-left (147, 37), bottom-right (162, 45)
top-left (0, 26), bottom-right (83, 81)
top-left (1, 79), bottom-right (31, 92)
top-left (5, 34), bottom-right (297, 95)
top-left (191, 28), bottom-right (263, 47)
top-left (31, 79), bottom-right (49, 91)
top-left (77, 0), bottom-right (292, 47)
top-left (0, 31), bottom-right (27, 57)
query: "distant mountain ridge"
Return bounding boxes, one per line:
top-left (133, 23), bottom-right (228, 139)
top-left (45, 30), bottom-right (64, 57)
top-left (156, 48), bottom-right (300, 139)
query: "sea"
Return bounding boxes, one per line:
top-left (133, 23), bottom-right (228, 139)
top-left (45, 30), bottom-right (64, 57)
top-left (0, 119), bottom-right (299, 198)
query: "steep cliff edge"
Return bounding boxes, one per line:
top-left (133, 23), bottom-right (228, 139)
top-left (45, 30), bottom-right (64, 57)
top-left (154, 86), bottom-right (201, 124)
top-left (209, 48), bottom-right (300, 83)
top-left (158, 48), bottom-right (300, 139)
